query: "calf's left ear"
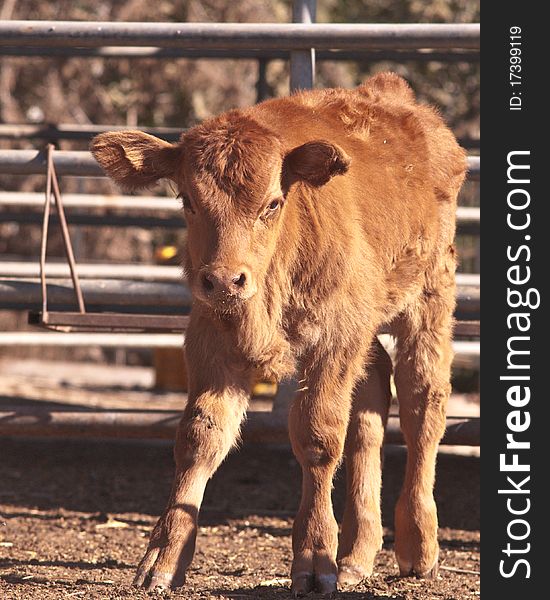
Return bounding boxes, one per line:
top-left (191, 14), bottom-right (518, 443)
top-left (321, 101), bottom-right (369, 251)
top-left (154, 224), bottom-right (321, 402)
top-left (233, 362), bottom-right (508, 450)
top-left (91, 131), bottom-right (182, 191)
top-left (282, 140), bottom-right (351, 189)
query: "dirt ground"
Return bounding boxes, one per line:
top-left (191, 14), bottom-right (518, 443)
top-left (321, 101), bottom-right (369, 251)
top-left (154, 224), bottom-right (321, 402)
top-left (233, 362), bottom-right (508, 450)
top-left (0, 437), bottom-right (479, 600)
top-left (0, 360), bottom-right (479, 599)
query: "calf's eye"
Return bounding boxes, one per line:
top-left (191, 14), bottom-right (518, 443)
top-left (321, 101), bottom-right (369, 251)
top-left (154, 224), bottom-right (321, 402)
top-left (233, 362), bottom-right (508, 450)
top-left (261, 198), bottom-right (283, 221)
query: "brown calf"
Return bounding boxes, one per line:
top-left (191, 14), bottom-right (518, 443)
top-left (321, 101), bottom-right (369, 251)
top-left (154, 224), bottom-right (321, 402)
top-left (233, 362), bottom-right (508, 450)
top-left (91, 72), bottom-right (466, 595)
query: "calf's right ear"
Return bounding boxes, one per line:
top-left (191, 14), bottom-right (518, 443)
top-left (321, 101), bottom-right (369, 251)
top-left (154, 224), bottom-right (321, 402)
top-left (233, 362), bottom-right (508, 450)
top-left (90, 131), bottom-right (182, 190)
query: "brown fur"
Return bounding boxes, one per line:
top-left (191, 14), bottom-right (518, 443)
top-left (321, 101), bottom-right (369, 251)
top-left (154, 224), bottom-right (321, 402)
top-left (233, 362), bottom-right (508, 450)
top-left (91, 72), bottom-right (467, 594)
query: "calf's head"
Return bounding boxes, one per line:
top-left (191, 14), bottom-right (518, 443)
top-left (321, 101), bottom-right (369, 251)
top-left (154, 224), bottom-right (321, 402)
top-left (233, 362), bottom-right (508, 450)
top-left (91, 113), bottom-right (350, 313)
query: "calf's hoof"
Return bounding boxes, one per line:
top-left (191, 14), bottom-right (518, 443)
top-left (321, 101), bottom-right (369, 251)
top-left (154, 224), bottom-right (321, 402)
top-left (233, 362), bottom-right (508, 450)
top-left (133, 546), bottom-right (188, 591)
top-left (396, 546), bottom-right (439, 579)
top-left (133, 511), bottom-right (197, 591)
top-left (291, 571), bottom-right (337, 597)
top-left (291, 572), bottom-right (314, 597)
top-left (133, 566), bottom-right (185, 591)
top-left (394, 494), bottom-right (440, 580)
top-left (337, 563), bottom-right (370, 587)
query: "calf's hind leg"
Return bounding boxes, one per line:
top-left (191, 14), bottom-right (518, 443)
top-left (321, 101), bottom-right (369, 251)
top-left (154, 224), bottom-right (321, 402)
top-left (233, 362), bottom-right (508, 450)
top-left (337, 339), bottom-right (392, 586)
top-left (392, 270), bottom-right (455, 578)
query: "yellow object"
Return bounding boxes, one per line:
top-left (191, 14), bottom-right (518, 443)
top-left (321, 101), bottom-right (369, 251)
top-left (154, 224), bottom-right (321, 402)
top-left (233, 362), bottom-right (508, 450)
top-left (153, 348), bottom-right (277, 396)
top-left (252, 381), bottom-right (277, 396)
top-left (154, 348), bottom-right (187, 391)
top-left (155, 245), bottom-right (178, 262)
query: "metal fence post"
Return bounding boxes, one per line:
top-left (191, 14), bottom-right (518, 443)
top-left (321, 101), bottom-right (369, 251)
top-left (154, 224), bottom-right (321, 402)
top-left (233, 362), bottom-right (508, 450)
top-left (280, 0), bottom-right (316, 417)
top-left (290, 0), bottom-right (316, 92)
top-left (256, 57), bottom-right (269, 103)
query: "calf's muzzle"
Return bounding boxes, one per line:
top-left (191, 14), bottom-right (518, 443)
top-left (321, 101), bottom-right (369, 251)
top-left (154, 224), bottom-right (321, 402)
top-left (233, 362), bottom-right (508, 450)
top-left (199, 266), bottom-right (255, 304)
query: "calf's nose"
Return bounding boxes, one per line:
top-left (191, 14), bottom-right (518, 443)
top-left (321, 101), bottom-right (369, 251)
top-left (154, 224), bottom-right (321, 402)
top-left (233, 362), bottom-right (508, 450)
top-left (201, 267), bottom-right (251, 298)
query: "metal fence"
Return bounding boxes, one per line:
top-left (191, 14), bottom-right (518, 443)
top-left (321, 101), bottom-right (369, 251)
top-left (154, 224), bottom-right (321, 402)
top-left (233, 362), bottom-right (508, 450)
top-left (0, 21), bottom-right (480, 50)
top-left (0, 149), bottom-right (481, 178)
top-left (0, 3), bottom-right (480, 445)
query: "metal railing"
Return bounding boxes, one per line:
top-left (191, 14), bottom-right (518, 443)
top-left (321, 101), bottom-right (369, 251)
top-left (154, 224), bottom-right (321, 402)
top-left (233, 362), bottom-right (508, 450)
top-left (0, 7), bottom-right (480, 446)
top-left (0, 21), bottom-right (480, 50)
top-left (0, 149), bottom-right (481, 180)
top-left (0, 192), bottom-right (480, 229)
top-left (0, 46), bottom-right (480, 62)
top-left (0, 275), bottom-right (479, 315)
top-left (0, 404), bottom-right (479, 445)
top-left (0, 124), bottom-right (480, 151)
top-left (0, 18), bottom-right (479, 93)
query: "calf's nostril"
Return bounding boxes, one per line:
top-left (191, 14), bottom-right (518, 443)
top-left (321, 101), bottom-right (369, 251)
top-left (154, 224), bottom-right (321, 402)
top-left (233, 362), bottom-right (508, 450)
top-left (232, 272), bottom-right (247, 288)
top-left (202, 273), bottom-right (214, 292)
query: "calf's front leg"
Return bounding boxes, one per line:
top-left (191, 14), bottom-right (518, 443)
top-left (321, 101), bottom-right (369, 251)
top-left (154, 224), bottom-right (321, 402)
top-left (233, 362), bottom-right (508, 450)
top-left (134, 321), bottom-right (251, 591)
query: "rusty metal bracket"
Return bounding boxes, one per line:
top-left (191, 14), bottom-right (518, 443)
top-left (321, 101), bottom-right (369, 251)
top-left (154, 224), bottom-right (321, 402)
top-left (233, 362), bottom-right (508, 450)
top-left (31, 144), bottom-right (189, 333)
top-left (28, 311), bottom-right (189, 333)
top-left (40, 143), bottom-right (86, 315)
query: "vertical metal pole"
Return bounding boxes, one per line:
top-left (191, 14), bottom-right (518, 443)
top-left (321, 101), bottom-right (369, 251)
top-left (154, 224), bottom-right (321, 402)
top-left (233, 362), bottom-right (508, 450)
top-left (40, 152), bottom-right (53, 316)
top-left (256, 57), bottom-right (269, 103)
top-left (290, 0), bottom-right (316, 92)
top-left (275, 0), bottom-right (317, 418)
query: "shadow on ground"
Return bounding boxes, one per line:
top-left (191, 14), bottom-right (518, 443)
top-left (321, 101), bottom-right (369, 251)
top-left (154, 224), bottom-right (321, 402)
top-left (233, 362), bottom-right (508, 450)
top-left (0, 437), bottom-right (479, 531)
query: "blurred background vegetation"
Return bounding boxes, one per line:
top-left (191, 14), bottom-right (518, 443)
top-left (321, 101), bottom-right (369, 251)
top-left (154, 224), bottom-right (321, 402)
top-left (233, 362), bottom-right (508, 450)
top-left (0, 0), bottom-right (479, 137)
